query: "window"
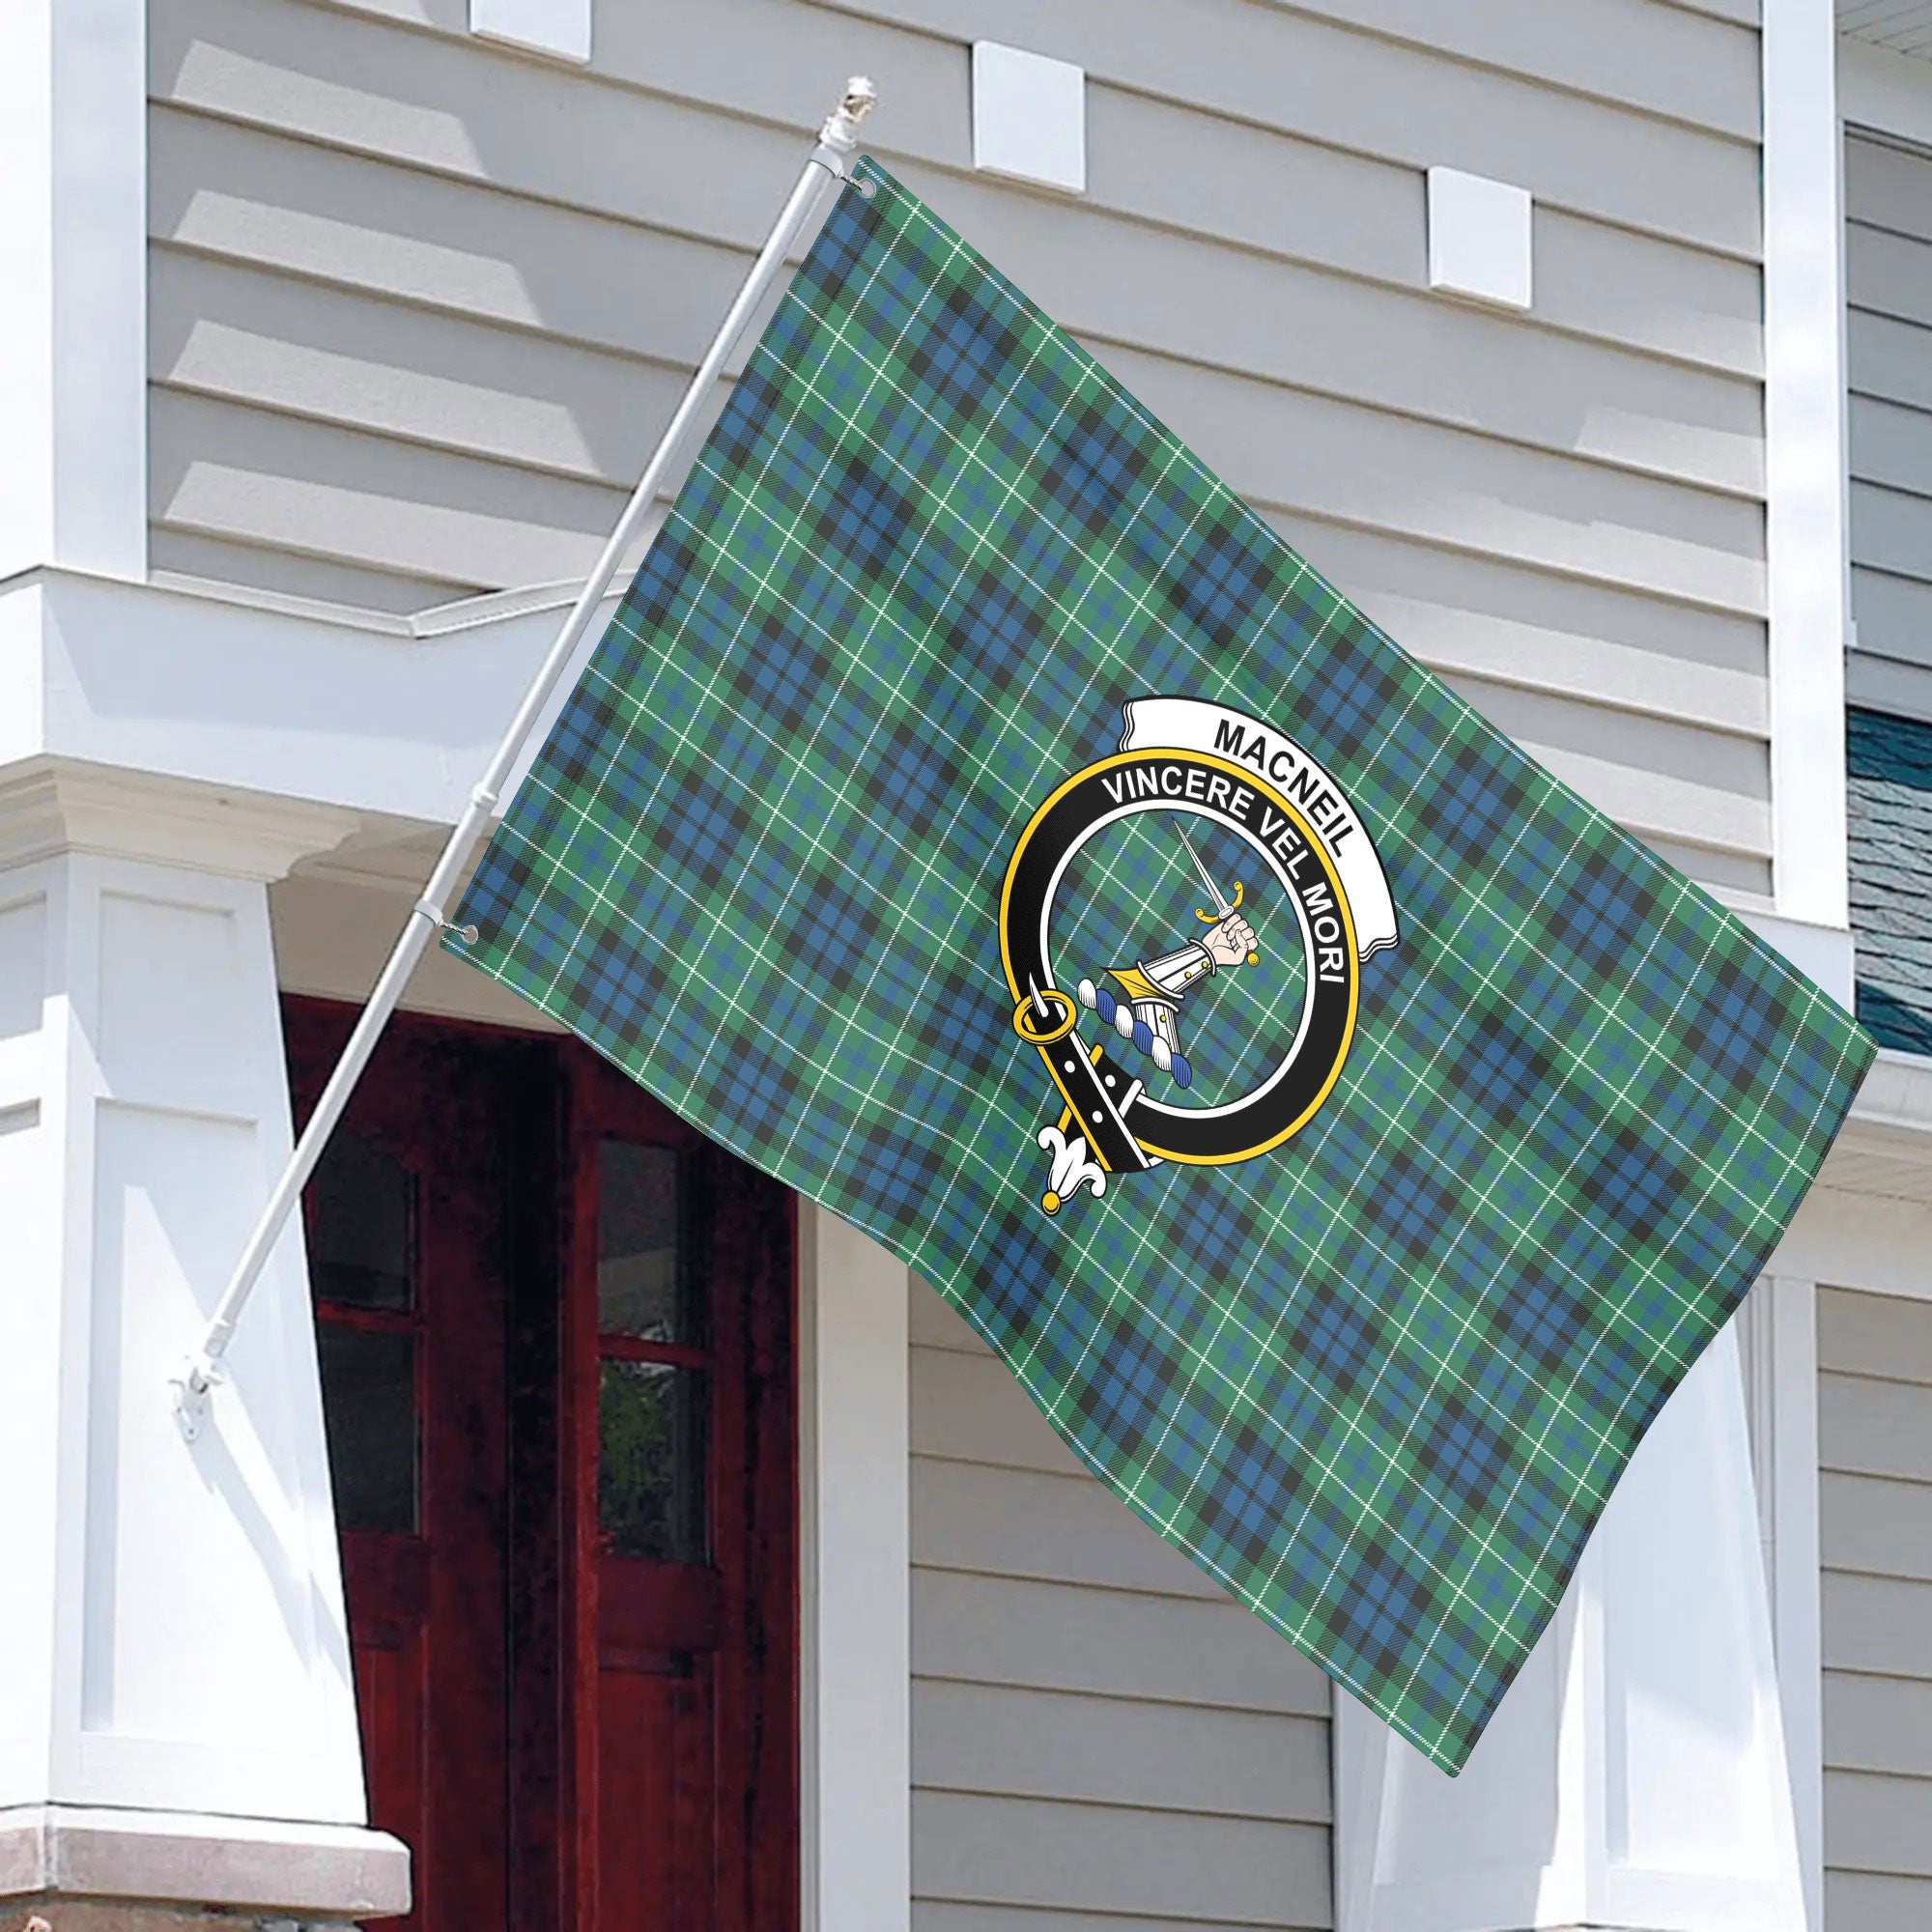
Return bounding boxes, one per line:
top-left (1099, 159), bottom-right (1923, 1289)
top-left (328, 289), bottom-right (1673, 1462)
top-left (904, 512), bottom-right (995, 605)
top-left (310, 1128), bottom-right (420, 1535)
top-left (594, 1140), bottom-right (711, 1562)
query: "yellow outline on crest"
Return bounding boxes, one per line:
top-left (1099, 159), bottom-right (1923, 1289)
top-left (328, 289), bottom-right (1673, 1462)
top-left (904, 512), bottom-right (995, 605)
top-left (998, 748), bottom-right (1361, 1167)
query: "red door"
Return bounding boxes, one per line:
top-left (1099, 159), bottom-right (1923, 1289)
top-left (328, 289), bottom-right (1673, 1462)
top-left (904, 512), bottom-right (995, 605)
top-left (291, 1001), bottom-right (797, 1932)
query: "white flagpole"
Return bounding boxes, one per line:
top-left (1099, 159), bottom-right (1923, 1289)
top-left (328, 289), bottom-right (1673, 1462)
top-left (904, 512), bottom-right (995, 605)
top-left (172, 77), bottom-right (880, 1438)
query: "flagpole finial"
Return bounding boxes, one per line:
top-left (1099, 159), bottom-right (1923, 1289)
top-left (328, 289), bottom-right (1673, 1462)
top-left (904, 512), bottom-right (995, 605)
top-left (820, 76), bottom-right (879, 152)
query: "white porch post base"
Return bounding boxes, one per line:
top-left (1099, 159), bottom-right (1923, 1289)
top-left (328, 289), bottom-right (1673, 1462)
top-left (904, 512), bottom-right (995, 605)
top-left (1336, 1321), bottom-right (1805, 1932)
top-left (0, 1804), bottom-right (407, 1924)
top-left (0, 761), bottom-right (408, 1922)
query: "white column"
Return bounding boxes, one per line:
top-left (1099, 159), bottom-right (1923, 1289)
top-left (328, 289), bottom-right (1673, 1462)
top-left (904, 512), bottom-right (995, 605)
top-left (798, 1206), bottom-right (911, 1932)
top-left (0, 0), bottom-right (147, 581)
top-left (1764, 0), bottom-right (1852, 931)
top-left (0, 762), bottom-right (409, 1923)
top-left (1336, 1322), bottom-right (1807, 1932)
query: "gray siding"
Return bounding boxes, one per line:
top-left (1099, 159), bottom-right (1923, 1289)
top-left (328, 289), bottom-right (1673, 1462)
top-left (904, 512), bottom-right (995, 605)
top-left (1820, 1286), bottom-right (1932, 1932)
top-left (149, 0), bottom-right (1771, 896)
top-left (1846, 130), bottom-right (1932, 719)
top-left (909, 1280), bottom-right (1332, 1931)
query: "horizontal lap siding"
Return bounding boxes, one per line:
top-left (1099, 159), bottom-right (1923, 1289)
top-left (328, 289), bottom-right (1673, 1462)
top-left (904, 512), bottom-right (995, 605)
top-left (1819, 1287), bottom-right (1932, 1931)
top-left (149, 0), bottom-right (1770, 894)
top-left (1846, 132), bottom-right (1932, 720)
top-left (908, 1280), bottom-right (1334, 1931)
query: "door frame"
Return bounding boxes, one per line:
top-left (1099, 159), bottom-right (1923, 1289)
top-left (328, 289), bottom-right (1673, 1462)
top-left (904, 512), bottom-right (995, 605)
top-left (288, 996), bottom-right (801, 1930)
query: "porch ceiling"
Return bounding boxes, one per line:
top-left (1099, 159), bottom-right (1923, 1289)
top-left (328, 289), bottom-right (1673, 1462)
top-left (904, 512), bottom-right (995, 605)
top-left (1841, 0), bottom-right (1932, 61)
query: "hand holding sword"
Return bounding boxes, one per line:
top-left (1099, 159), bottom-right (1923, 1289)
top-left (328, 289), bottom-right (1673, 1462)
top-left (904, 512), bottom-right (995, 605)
top-left (1172, 818), bottom-right (1260, 967)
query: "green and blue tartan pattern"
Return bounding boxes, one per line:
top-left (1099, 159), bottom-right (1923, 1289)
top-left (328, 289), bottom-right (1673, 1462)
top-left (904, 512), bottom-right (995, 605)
top-left (449, 159), bottom-right (1874, 1772)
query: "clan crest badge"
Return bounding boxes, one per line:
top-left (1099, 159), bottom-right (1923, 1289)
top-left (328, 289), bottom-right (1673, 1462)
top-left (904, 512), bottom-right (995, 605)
top-left (1000, 698), bottom-right (1400, 1214)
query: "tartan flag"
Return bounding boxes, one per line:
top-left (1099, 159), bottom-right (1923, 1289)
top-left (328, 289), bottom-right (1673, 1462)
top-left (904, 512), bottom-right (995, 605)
top-left (447, 158), bottom-right (1873, 1772)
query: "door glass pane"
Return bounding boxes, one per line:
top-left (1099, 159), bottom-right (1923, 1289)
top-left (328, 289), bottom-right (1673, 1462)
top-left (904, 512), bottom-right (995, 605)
top-left (310, 1130), bottom-right (415, 1310)
top-left (317, 1324), bottom-right (418, 1533)
top-left (597, 1142), bottom-right (703, 1346)
top-left (598, 1360), bottom-right (707, 1562)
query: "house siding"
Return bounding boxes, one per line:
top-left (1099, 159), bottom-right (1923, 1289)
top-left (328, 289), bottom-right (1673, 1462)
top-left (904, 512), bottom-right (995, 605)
top-left (1845, 129), bottom-right (1932, 719)
top-left (909, 1279), bottom-right (1333, 1931)
top-left (148, 0), bottom-right (1771, 896)
top-left (1819, 1285), bottom-right (1932, 1932)
top-left (1847, 707), bottom-right (1932, 1052)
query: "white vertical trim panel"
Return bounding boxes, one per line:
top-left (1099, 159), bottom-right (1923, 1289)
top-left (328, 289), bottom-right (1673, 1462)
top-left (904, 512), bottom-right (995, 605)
top-left (1744, 1275), bottom-right (1829, 1932)
top-left (799, 1207), bottom-right (910, 1932)
top-left (1769, 1277), bottom-right (1826, 1932)
top-left (0, 0), bottom-right (146, 580)
top-left (1764, 0), bottom-right (1852, 926)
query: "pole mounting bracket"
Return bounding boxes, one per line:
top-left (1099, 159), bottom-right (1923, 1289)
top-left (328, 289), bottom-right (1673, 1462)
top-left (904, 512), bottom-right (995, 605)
top-left (170, 1355), bottom-right (221, 1444)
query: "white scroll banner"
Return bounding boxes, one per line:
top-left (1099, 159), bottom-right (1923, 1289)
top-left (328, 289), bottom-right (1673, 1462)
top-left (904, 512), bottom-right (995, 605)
top-left (1120, 696), bottom-right (1401, 961)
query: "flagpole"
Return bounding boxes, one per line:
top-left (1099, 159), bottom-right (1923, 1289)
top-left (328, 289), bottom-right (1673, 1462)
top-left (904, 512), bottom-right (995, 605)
top-left (172, 77), bottom-right (879, 1439)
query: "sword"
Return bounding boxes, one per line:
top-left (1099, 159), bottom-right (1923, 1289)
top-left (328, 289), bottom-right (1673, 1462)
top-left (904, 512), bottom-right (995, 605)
top-left (1171, 818), bottom-right (1259, 967)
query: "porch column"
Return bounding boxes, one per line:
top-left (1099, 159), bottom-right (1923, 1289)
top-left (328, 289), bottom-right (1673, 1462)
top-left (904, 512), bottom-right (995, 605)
top-left (1334, 1319), bottom-right (1807, 1932)
top-left (0, 761), bottom-right (410, 1929)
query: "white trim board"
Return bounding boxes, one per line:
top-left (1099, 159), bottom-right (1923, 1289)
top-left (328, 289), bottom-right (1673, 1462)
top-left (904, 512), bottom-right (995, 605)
top-left (469, 0), bottom-right (589, 64)
top-left (1739, 1276), bottom-right (1827, 1932)
top-left (0, 566), bottom-right (623, 833)
top-left (1766, 0), bottom-right (1854, 928)
top-left (798, 1208), bottom-right (910, 1932)
top-left (0, 0), bottom-right (147, 581)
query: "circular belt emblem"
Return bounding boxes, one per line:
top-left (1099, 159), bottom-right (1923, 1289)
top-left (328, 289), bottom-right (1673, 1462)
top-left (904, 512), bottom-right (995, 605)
top-left (998, 698), bottom-right (1401, 1215)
